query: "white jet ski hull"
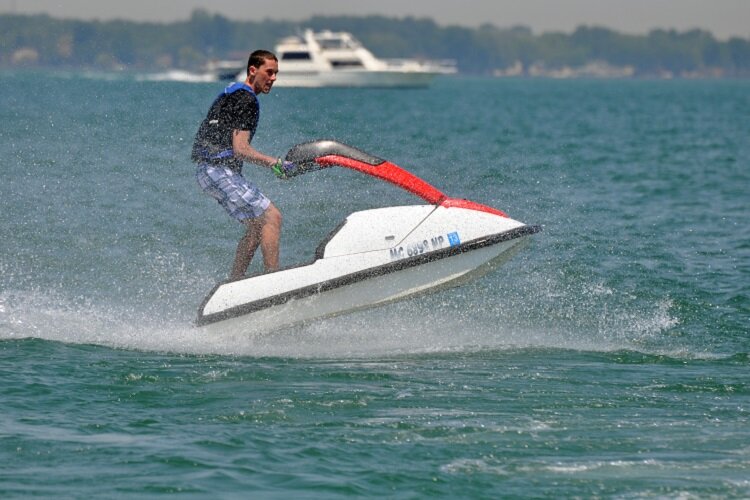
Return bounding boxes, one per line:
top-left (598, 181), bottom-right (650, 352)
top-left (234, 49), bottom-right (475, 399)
top-left (199, 236), bottom-right (528, 336)
top-left (197, 210), bottom-right (537, 334)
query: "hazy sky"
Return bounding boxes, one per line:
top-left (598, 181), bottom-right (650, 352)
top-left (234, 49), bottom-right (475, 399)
top-left (3, 0), bottom-right (749, 39)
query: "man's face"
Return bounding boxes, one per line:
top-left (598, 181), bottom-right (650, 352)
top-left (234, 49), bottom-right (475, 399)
top-left (249, 58), bottom-right (279, 94)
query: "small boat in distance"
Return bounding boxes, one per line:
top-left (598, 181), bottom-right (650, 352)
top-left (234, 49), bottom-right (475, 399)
top-left (204, 59), bottom-right (246, 81)
top-left (237, 29), bottom-right (456, 88)
top-left (142, 59), bottom-right (245, 83)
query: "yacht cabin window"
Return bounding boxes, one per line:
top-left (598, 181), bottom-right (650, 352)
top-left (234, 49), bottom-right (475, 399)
top-left (282, 51), bottom-right (312, 60)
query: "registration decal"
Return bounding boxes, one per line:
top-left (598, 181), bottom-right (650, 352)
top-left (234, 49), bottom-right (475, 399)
top-left (388, 233), bottom-right (453, 260)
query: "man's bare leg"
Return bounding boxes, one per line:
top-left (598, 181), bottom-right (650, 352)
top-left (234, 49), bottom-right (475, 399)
top-left (259, 204), bottom-right (282, 271)
top-left (230, 218), bottom-right (262, 279)
top-left (229, 203), bottom-right (282, 279)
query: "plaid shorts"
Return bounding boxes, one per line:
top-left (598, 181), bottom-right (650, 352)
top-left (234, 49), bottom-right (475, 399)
top-left (195, 164), bottom-right (271, 222)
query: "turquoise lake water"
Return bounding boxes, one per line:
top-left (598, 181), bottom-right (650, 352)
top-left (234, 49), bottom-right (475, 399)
top-left (1, 71), bottom-right (749, 497)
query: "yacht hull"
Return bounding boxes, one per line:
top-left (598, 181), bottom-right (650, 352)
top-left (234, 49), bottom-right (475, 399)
top-left (273, 69), bottom-right (438, 88)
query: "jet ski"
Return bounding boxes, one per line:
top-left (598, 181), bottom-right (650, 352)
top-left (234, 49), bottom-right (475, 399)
top-left (196, 140), bottom-right (540, 333)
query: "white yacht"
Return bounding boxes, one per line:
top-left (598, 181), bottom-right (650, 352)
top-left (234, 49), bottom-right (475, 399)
top-left (242, 29), bottom-right (455, 88)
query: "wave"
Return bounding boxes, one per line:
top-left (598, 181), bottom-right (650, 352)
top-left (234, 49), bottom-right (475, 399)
top-left (0, 278), bottom-right (708, 360)
top-left (135, 70), bottom-right (218, 83)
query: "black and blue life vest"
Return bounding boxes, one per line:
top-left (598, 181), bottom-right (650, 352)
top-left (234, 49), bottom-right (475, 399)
top-left (191, 82), bottom-right (260, 169)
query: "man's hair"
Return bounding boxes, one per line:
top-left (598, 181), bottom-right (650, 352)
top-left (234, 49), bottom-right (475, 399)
top-left (247, 50), bottom-right (277, 76)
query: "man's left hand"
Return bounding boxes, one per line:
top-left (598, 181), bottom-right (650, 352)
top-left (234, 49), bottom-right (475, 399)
top-left (272, 159), bottom-right (299, 179)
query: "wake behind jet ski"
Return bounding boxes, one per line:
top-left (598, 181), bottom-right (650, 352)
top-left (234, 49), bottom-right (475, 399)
top-left (197, 140), bottom-right (540, 333)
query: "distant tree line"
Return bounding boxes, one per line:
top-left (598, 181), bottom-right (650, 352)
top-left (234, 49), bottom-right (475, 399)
top-left (1, 9), bottom-right (749, 77)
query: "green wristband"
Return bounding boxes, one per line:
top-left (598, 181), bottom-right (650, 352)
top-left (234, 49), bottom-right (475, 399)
top-left (271, 157), bottom-right (284, 178)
